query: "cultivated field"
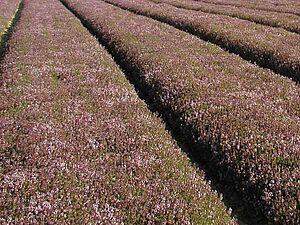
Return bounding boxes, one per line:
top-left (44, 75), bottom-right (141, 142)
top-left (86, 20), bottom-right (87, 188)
top-left (151, 0), bottom-right (300, 33)
top-left (0, 0), bottom-right (299, 224)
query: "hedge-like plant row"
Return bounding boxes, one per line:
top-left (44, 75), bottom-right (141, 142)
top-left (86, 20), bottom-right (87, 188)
top-left (196, 0), bottom-right (300, 15)
top-left (104, 0), bottom-right (300, 82)
top-left (0, 0), bottom-right (235, 223)
top-left (0, 0), bottom-right (22, 56)
top-left (62, 0), bottom-right (300, 224)
top-left (150, 0), bottom-right (300, 34)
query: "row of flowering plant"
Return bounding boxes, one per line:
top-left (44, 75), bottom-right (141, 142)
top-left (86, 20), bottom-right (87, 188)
top-left (150, 0), bottom-right (300, 34)
top-left (194, 0), bottom-right (300, 15)
top-left (62, 0), bottom-right (299, 223)
top-left (105, 0), bottom-right (300, 81)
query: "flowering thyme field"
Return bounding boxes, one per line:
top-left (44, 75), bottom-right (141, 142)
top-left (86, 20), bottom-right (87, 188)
top-left (104, 0), bottom-right (300, 81)
top-left (0, 0), bottom-right (236, 223)
top-left (150, 0), bottom-right (300, 34)
top-left (63, 0), bottom-right (299, 223)
top-left (196, 0), bottom-right (300, 15)
top-left (1, 0), bottom-right (299, 224)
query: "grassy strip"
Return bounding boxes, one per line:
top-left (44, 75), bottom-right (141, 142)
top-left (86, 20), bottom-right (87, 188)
top-left (150, 0), bottom-right (300, 34)
top-left (0, 0), bottom-right (23, 57)
top-left (0, 0), bottom-right (235, 223)
top-left (104, 0), bottom-right (300, 82)
top-left (62, 0), bottom-right (300, 224)
top-left (196, 0), bottom-right (300, 15)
